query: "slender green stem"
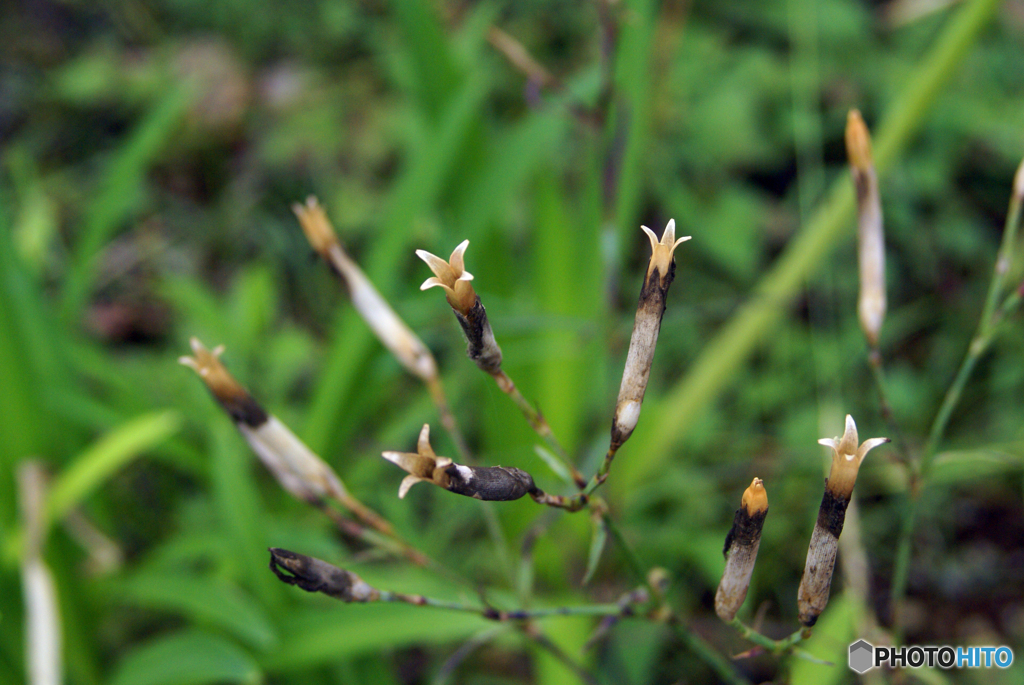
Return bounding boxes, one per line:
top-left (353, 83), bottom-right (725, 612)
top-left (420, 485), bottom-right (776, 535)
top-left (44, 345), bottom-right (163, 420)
top-left (626, 0), bottom-right (1002, 492)
top-left (426, 376), bottom-right (472, 463)
top-left (380, 590), bottom-right (633, 621)
top-left (890, 156), bottom-right (1024, 628)
top-left (867, 352), bottom-right (914, 466)
top-left (493, 370), bottom-right (586, 487)
top-left (728, 618), bottom-right (811, 655)
top-left (978, 169), bottom-right (1023, 332)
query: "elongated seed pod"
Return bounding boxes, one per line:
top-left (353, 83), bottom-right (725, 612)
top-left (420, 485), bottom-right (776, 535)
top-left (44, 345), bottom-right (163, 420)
top-left (382, 424), bottom-right (537, 501)
top-left (847, 110), bottom-right (886, 349)
top-left (443, 463), bottom-right (536, 501)
top-left (715, 478), bottom-right (768, 621)
top-left (269, 548), bottom-right (379, 602)
top-left (180, 338), bottom-right (379, 522)
top-left (798, 415), bottom-right (888, 626)
top-left (294, 197), bottom-right (439, 382)
top-left (610, 221), bottom-right (690, 451)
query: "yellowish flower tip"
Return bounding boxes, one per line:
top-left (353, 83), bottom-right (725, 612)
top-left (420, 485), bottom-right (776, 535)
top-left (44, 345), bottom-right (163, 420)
top-left (381, 424), bottom-right (453, 498)
top-left (640, 220), bottom-right (691, 281)
top-left (741, 477), bottom-right (768, 515)
top-left (845, 110), bottom-right (873, 173)
top-left (818, 414), bottom-right (889, 497)
top-left (416, 240), bottom-right (477, 315)
top-left (178, 337), bottom-right (245, 401)
top-left (292, 196), bottom-right (340, 257)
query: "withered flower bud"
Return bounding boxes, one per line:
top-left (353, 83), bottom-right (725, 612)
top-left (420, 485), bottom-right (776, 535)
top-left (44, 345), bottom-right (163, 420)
top-left (715, 478), bottom-right (769, 621)
top-left (798, 415), bottom-right (888, 626)
top-left (269, 548), bottom-right (379, 602)
top-left (293, 197), bottom-right (438, 382)
top-left (382, 424), bottom-right (537, 501)
top-left (180, 337), bottom-right (349, 504)
top-left (846, 110), bottom-right (886, 349)
top-left (610, 220), bottom-right (690, 451)
top-left (417, 241), bottom-right (503, 374)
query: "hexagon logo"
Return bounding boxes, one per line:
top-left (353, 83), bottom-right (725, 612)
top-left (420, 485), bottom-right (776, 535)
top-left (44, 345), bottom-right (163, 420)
top-left (849, 640), bottom-right (874, 674)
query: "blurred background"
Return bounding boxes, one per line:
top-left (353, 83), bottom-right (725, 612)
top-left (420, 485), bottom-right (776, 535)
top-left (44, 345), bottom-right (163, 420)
top-left (2, 0), bottom-right (1023, 683)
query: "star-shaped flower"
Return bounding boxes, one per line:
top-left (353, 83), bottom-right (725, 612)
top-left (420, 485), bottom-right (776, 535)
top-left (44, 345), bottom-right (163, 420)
top-left (381, 424), bottom-right (454, 498)
top-left (818, 414), bottom-right (889, 496)
top-left (416, 240), bottom-right (476, 315)
top-left (641, 219), bottom-right (690, 282)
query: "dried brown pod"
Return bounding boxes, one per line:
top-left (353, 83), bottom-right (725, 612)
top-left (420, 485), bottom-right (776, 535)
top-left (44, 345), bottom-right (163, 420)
top-left (797, 415), bottom-right (888, 626)
top-left (180, 338), bottom-right (352, 505)
top-left (269, 548), bottom-right (379, 602)
top-left (382, 424), bottom-right (537, 501)
top-left (610, 220), bottom-right (690, 452)
top-left (293, 197), bottom-right (439, 382)
top-left (847, 110), bottom-right (886, 349)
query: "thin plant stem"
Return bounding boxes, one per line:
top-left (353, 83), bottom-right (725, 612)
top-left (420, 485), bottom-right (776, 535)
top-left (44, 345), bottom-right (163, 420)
top-left (890, 157), bottom-right (1024, 628)
top-left (728, 618), bottom-right (811, 655)
top-left (425, 376), bottom-right (472, 463)
top-left (867, 353), bottom-right (913, 465)
top-left (378, 591), bottom-right (632, 621)
top-left (314, 501), bottom-right (434, 570)
top-left (493, 369), bottom-right (585, 487)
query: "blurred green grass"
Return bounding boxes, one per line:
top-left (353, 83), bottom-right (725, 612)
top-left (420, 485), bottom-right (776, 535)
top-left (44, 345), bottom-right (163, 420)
top-left (2, 1), bottom-right (1024, 684)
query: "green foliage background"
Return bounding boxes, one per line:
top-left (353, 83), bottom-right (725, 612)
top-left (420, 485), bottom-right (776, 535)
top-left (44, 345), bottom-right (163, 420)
top-left (1, 0), bottom-right (1023, 683)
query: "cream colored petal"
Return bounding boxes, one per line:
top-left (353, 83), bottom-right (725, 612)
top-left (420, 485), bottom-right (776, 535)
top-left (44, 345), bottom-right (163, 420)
top-left (417, 424), bottom-right (433, 455)
top-left (661, 219), bottom-right (677, 246)
top-left (420, 276), bottom-right (452, 292)
top-left (640, 225), bottom-right (659, 253)
top-left (857, 437), bottom-right (890, 461)
top-left (416, 249), bottom-right (456, 285)
top-left (382, 450), bottom-right (420, 472)
top-left (837, 415), bottom-right (859, 456)
top-left (673, 234), bottom-right (692, 249)
top-left (398, 475), bottom-right (425, 498)
top-left (818, 438), bottom-right (839, 450)
top-left (448, 240), bottom-right (470, 276)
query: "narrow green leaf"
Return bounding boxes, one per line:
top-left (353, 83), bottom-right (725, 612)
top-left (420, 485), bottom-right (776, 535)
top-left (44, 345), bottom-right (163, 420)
top-left (929, 448), bottom-right (1023, 484)
top-left (62, 87), bottom-right (188, 319)
top-left (534, 446), bottom-right (571, 484)
top-left (582, 515), bottom-right (608, 586)
top-left (119, 572), bottom-right (277, 649)
top-left (45, 411), bottom-right (181, 526)
top-left (108, 630), bottom-right (260, 685)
